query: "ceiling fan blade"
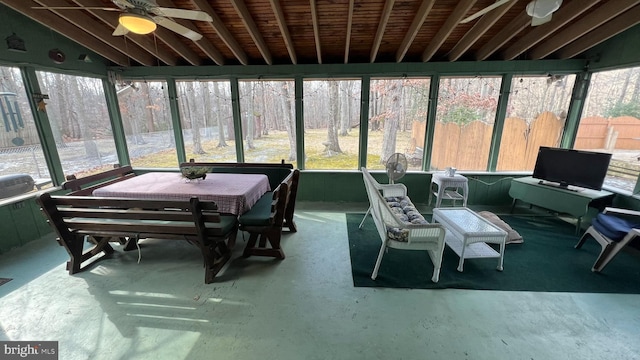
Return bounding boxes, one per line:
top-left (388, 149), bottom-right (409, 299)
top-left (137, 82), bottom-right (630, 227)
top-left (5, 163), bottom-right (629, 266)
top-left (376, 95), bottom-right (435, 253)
top-left (152, 7), bottom-right (212, 22)
top-left (460, 0), bottom-right (513, 24)
top-left (154, 17), bottom-right (203, 41)
top-left (32, 6), bottom-right (120, 11)
top-left (531, 13), bottom-right (552, 26)
top-left (112, 24), bottom-right (130, 36)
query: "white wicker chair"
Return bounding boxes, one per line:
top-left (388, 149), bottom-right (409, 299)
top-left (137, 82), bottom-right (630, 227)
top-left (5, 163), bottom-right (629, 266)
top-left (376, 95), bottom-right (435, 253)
top-left (361, 167), bottom-right (446, 283)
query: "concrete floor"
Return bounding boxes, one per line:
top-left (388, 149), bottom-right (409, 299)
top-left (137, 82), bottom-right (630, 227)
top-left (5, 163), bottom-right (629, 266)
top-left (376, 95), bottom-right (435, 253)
top-left (1, 203), bottom-right (639, 360)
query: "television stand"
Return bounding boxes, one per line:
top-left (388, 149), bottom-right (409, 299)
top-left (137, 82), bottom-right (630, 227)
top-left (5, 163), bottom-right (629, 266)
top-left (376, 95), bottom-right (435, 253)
top-left (537, 180), bottom-right (580, 192)
top-left (509, 177), bottom-right (614, 234)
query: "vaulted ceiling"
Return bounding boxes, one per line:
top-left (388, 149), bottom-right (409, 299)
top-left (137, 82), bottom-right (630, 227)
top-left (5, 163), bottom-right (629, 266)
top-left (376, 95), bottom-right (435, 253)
top-left (2, 0), bottom-right (640, 68)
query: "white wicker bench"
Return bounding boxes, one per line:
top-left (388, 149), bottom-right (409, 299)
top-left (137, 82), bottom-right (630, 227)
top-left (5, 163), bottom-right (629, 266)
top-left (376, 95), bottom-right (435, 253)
top-left (361, 167), bottom-right (446, 283)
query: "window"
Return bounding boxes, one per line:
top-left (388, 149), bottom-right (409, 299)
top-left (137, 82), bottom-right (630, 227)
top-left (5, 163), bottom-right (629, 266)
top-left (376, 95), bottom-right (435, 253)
top-left (367, 78), bottom-right (430, 170)
top-left (303, 79), bottom-right (361, 170)
top-left (36, 71), bottom-right (117, 178)
top-left (0, 66), bottom-right (50, 199)
top-left (575, 67), bottom-right (640, 193)
top-left (239, 80), bottom-right (296, 163)
top-left (496, 74), bottom-right (576, 171)
top-left (177, 80), bottom-right (237, 163)
top-left (116, 81), bottom-right (177, 168)
top-left (431, 76), bottom-right (501, 171)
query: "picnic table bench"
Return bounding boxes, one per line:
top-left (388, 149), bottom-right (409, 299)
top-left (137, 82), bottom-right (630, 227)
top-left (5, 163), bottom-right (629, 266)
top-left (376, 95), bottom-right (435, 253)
top-left (36, 193), bottom-right (238, 284)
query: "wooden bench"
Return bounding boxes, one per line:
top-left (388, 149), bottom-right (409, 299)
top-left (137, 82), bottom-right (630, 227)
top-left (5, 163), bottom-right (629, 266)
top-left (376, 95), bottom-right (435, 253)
top-left (36, 193), bottom-right (239, 284)
top-left (237, 169), bottom-right (299, 259)
top-left (62, 165), bottom-right (136, 196)
top-left (181, 160), bottom-right (300, 232)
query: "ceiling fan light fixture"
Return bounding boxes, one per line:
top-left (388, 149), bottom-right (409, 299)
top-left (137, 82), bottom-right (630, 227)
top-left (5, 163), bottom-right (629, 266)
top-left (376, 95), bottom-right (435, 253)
top-left (119, 12), bottom-right (156, 35)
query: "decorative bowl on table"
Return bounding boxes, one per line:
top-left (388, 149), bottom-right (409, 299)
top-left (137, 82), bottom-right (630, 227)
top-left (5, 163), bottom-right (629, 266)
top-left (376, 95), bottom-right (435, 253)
top-left (180, 166), bottom-right (213, 181)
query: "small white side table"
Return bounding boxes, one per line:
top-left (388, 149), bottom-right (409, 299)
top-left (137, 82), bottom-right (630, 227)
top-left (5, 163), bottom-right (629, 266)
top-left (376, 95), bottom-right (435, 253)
top-left (428, 173), bottom-right (469, 208)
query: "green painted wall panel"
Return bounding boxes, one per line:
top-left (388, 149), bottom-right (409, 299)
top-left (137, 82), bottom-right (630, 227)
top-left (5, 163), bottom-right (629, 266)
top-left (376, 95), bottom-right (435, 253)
top-left (0, 6), bottom-right (109, 76)
top-left (10, 199), bottom-right (41, 246)
top-left (0, 205), bottom-right (21, 253)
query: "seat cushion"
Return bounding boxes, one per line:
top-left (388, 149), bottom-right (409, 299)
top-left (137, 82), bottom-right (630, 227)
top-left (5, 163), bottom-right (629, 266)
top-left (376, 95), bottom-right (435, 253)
top-left (238, 192), bottom-right (274, 226)
top-left (592, 213), bottom-right (640, 242)
top-left (384, 196), bottom-right (428, 242)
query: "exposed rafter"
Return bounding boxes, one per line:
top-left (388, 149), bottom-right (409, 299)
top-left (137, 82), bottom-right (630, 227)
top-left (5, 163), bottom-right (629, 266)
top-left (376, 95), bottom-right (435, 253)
top-left (447, 0), bottom-right (517, 61)
top-left (395, 0), bottom-right (435, 62)
top-left (230, 0), bottom-right (272, 65)
top-left (344, 0), bottom-right (354, 64)
top-left (310, 0), bottom-right (322, 64)
top-left (558, 5), bottom-right (640, 59)
top-left (34, 0), bottom-right (155, 66)
top-left (501, 0), bottom-right (601, 60)
top-left (1, 0), bottom-right (129, 66)
top-left (154, 0), bottom-right (223, 65)
top-left (1, 0), bottom-right (637, 68)
top-left (72, 1), bottom-right (178, 66)
top-left (421, 0), bottom-right (476, 62)
top-left (189, 0), bottom-right (249, 65)
top-left (370, 0), bottom-right (395, 63)
top-left (475, 11), bottom-right (530, 61)
top-left (528, 0), bottom-right (640, 60)
top-left (269, 0), bottom-right (297, 65)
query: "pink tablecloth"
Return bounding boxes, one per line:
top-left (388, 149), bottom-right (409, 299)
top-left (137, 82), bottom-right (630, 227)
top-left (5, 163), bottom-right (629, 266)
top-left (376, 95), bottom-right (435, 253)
top-left (92, 172), bottom-right (271, 215)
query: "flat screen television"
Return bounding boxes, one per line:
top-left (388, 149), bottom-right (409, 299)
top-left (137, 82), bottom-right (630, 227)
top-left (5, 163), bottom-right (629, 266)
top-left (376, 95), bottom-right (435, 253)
top-left (532, 146), bottom-right (612, 191)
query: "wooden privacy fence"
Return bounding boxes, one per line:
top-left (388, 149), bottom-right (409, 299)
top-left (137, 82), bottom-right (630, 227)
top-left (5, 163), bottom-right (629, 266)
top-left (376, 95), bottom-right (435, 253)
top-left (574, 116), bottom-right (640, 150)
top-left (412, 113), bottom-right (640, 171)
top-left (411, 111), bottom-right (565, 171)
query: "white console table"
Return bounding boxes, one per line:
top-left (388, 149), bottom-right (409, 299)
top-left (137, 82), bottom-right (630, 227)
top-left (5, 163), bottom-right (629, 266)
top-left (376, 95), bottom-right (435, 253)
top-left (509, 177), bottom-right (614, 234)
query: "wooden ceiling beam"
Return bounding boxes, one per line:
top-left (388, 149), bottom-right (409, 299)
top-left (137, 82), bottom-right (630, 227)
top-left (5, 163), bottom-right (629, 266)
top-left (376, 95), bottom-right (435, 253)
top-left (501, 0), bottom-right (601, 60)
top-left (1, 0), bottom-right (130, 66)
top-left (148, 27), bottom-right (202, 66)
top-left (370, 0), bottom-right (394, 63)
top-left (421, 0), bottom-right (477, 62)
top-left (344, 0), bottom-right (354, 64)
top-left (310, 0), bottom-right (322, 64)
top-left (558, 5), bottom-right (640, 59)
top-left (269, 0), bottom-right (297, 64)
top-left (189, 0), bottom-right (248, 65)
top-left (33, 0), bottom-right (155, 66)
top-left (395, 0), bottom-right (435, 62)
top-left (153, 0), bottom-right (222, 66)
top-left (447, 0), bottom-right (517, 61)
top-left (528, 0), bottom-right (640, 60)
top-left (475, 11), bottom-right (530, 61)
top-left (230, 0), bottom-right (272, 65)
top-left (72, 0), bottom-right (179, 66)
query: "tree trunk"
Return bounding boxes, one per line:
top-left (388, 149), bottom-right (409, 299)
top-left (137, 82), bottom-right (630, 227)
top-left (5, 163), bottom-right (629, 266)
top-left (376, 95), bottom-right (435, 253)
top-left (325, 81), bottom-right (342, 154)
top-left (381, 82), bottom-right (400, 163)
top-left (183, 82), bottom-right (204, 154)
top-left (212, 82), bottom-right (228, 147)
top-left (280, 82), bottom-right (297, 161)
top-left (244, 83), bottom-right (255, 150)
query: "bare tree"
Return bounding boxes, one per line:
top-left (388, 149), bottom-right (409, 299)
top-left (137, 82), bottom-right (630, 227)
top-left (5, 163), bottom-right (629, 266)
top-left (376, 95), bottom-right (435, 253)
top-left (381, 81), bottom-right (401, 163)
top-left (324, 81), bottom-right (342, 155)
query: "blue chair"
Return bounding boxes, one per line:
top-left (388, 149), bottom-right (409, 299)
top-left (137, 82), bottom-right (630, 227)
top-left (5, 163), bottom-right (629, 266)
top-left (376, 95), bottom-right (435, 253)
top-left (575, 207), bottom-right (640, 272)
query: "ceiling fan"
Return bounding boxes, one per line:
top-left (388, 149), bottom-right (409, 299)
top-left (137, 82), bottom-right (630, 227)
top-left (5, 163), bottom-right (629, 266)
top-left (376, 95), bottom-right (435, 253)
top-left (460, 0), bottom-right (562, 26)
top-left (33, 0), bottom-right (213, 41)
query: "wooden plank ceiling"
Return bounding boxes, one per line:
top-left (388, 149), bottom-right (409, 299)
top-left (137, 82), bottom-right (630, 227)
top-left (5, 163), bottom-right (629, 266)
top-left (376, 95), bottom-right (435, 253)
top-left (2, 0), bottom-right (640, 67)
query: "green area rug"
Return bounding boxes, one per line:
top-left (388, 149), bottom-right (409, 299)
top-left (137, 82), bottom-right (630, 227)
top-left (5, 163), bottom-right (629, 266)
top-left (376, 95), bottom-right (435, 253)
top-left (348, 213), bottom-right (640, 293)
